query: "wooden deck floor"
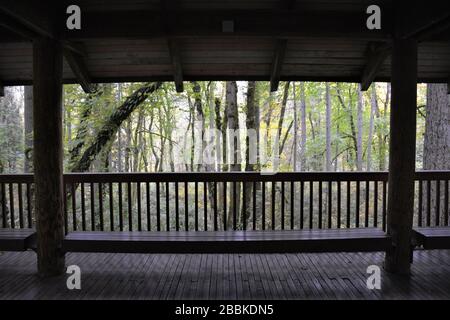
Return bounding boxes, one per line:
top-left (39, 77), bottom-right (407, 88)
top-left (1, 250), bottom-right (450, 300)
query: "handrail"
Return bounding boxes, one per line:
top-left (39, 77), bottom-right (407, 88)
top-left (1, 171), bottom-right (449, 184)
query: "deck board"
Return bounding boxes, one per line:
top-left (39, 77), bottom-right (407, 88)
top-left (1, 250), bottom-right (450, 300)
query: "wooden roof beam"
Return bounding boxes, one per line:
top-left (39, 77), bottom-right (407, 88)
top-left (62, 10), bottom-right (392, 41)
top-left (63, 45), bottom-right (96, 94)
top-left (270, 39), bottom-right (287, 92)
top-left (360, 42), bottom-right (391, 91)
top-left (0, 0), bottom-right (55, 39)
top-left (398, 3), bottom-right (450, 40)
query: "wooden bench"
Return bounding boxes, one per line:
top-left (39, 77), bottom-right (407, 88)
top-left (0, 229), bottom-right (36, 251)
top-left (413, 227), bottom-right (450, 249)
top-left (62, 228), bottom-right (391, 253)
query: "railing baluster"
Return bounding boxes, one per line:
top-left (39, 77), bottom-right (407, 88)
top-left (426, 180), bottom-right (431, 226)
top-left (137, 182), bottom-right (142, 231)
top-left (300, 181), bottom-right (304, 229)
top-left (156, 182), bottom-right (161, 231)
top-left (252, 181), bottom-right (256, 231)
top-left (109, 182), bottom-right (114, 231)
top-left (281, 181), bottom-right (285, 230)
top-left (242, 181), bottom-right (246, 231)
top-left (328, 181), bottom-right (332, 229)
top-left (261, 182), bottom-right (265, 230)
top-left (146, 182), bottom-right (151, 231)
top-left (90, 182), bottom-right (95, 231)
top-left (271, 181), bottom-right (276, 230)
top-left (204, 182), bottom-right (208, 231)
top-left (175, 182), bottom-right (179, 231)
top-left (214, 181), bottom-right (218, 231)
top-left (118, 182), bottom-right (123, 231)
top-left (71, 183), bottom-right (76, 231)
top-left (290, 181), bottom-right (294, 230)
top-left (9, 183), bottom-right (15, 228)
top-left (436, 180), bottom-right (441, 226)
top-left (337, 181), bottom-right (341, 228)
top-left (365, 180), bottom-right (369, 227)
top-left (356, 180), bottom-right (360, 228)
top-left (418, 180), bottom-right (423, 227)
top-left (233, 181), bottom-right (237, 230)
top-left (63, 184), bottom-right (68, 234)
top-left (382, 180), bottom-right (387, 231)
top-left (81, 183), bottom-right (86, 231)
top-left (18, 183), bottom-right (23, 229)
top-left (374, 181), bottom-right (378, 228)
top-left (1, 183), bottom-right (6, 228)
top-left (26, 183), bottom-right (32, 228)
top-left (99, 183), bottom-right (104, 231)
top-left (195, 182), bottom-right (199, 231)
top-left (309, 181), bottom-right (313, 229)
top-left (318, 181), bottom-right (322, 229)
top-left (445, 180), bottom-right (449, 226)
top-left (223, 181), bottom-right (227, 231)
top-left (185, 181), bottom-right (189, 231)
top-left (166, 182), bottom-right (170, 231)
top-left (346, 181), bottom-right (351, 228)
top-left (127, 182), bottom-right (132, 231)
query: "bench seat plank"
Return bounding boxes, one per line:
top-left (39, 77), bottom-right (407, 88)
top-left (413, 227), bottom-right (450, 249)
top-left (63, 228), bottom-right (391, 253)
top-left (0, 229), bottom-right (36, 251)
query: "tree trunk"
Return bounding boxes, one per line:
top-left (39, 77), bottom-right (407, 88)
top-left (69, 83), bottom-right (161, 172)
top-left (24, 85), bottom-right (33, 173)
top-left (243, 81), bottom-right (256, 225)
top-left (376, 83), bottom-right (390, 171)
top-left (356, 84), bottom-right (363, 171)
top-left (277, 82), bottom-right (290, 156)
top-left (225, 81), bottom-right (241, 228)
top-left (325, 83), bottom-right (332, 171)
top-left (300, 82), bottom-right (307, 171)
top-left (367, 85), bottom-right (377, 171)
top-left (422, 83), bottom-right (450, 225)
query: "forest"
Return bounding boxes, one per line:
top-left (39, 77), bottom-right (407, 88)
top-left (0, 81), bottom-right (448, 175)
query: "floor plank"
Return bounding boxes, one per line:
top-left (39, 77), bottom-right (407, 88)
top-left (1, 250), bottom-right (450, 300)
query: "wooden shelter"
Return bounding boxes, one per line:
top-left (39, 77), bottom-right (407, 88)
top-left (1, 0), bottom-right (450, 277)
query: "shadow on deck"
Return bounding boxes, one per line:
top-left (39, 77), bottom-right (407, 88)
top-left (1, 250), bottom-right (450, 300)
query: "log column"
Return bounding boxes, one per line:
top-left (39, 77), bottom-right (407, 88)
top-left (385, 36), bottom-right (418, 275)
top-left (33, 37), bottom-right (65, 276)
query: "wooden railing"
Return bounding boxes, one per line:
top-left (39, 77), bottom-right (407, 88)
top-left (0, 171), bottom-right (449, 233)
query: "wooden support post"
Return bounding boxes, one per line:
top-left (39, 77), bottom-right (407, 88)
top-left (385, 37), bottom-right (418, 275)
top-left (33, 37), bottom-right (65, 276)
top-left (360, 42), bottom-right (391, 91)
top-left (63, 44), bottom-right (96, 94)
top-left (0, 81), bottom-right (4, 96)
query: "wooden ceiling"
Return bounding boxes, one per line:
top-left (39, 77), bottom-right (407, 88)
top-left (0, 0), bottom-right (449, 93)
